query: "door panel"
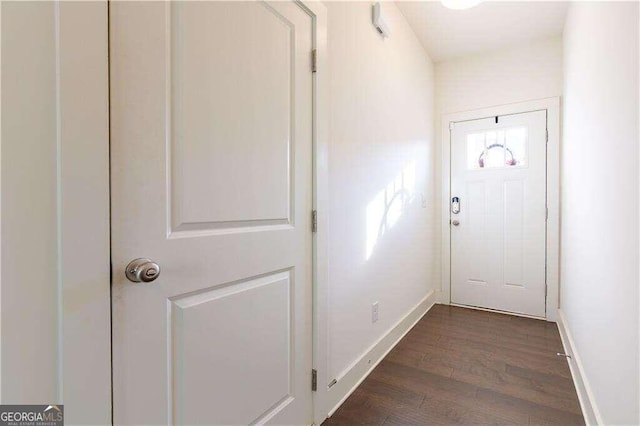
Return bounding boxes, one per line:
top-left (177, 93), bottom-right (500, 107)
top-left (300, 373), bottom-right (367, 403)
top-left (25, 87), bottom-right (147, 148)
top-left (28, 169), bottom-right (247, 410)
top-left (110, 2), bottom-right (314, 425)
top-left (172, 2), bottom-right (293, 230)
top-left (170, 270), bottom-right (293, 425)
top-left (450, 111), bottom-right (546, 317)
top-left (503, 179), bottom-right (525, 287)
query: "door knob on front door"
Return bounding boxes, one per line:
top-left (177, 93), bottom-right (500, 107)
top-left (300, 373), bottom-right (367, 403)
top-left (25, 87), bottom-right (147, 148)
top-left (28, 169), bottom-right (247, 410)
top-left (452, 220), bottom-right (460, 226)
top-left (125, 258), bottom-right (161, 283)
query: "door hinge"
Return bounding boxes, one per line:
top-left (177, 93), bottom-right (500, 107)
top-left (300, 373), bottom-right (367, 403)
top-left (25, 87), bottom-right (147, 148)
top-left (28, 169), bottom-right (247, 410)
top-left (312, 210), bottom-right (318, 233)
top-left (546, 129), bottom-right (549, 143)
top-left (449, 122), bottom-right (454, 131)
top-left (311, 369), bottom-right (318, 391)
top-left (311, 49), bottom-right (317, 73)
top-left (546, 207), bottom-right (549, 221)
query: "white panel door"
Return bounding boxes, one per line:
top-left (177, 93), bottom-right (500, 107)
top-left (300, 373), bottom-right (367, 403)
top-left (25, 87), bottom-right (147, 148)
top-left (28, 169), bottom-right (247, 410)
top-left (110, 2), bottom-right (314, 424)
top-left (450, 111), bottom-right (547, 317)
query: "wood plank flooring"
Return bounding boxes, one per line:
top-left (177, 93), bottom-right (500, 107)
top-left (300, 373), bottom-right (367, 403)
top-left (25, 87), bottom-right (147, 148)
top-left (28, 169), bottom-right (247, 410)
top-left (323, 305), bottom-right (584, 426)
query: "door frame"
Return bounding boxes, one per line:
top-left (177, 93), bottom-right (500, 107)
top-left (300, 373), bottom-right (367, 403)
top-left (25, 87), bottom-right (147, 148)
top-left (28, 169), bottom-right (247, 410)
top-left (440, 97), bottom-right (560, 322)
top-left (297, 1), bottom-right (330, 425)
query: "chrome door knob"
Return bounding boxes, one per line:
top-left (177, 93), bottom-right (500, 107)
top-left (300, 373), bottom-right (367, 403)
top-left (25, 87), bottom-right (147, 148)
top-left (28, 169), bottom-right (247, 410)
top-left (125, 258), bottom-right (161, 283)
top-left (452, 220), bottom-right (460, 226)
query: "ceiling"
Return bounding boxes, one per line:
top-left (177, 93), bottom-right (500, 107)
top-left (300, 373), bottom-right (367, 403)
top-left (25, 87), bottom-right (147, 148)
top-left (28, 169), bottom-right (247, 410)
top-left (395, 1), bottom-right (569, 63)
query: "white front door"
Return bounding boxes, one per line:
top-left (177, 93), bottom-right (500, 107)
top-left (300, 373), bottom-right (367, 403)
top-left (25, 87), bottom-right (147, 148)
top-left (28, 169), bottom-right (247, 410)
top-left (110, 2), bottom-right (314, 424)
top-left (450, 110), bottom-right (547, 317)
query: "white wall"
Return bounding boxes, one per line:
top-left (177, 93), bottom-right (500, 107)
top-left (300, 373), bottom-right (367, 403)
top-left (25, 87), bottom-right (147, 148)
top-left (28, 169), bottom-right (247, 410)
top-left (561, 2), bottom-right (639, 424)
top-left (434, 37), bottom-right (563, 298)
top-left (435, 36), bottom-right (563, 115)
top-left (1, 2), bottom-right (111, 424)
top-left (326, 1), bottom-right (436, 382)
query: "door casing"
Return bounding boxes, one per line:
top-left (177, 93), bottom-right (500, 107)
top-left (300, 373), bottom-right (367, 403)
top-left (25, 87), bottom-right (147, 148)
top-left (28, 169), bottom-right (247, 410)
top-left (440, 97), bottom-right (560, 322)
top-left (291, 2), bottom-right (330, 424)
top-left (301, 2), bottom-right (331, 424)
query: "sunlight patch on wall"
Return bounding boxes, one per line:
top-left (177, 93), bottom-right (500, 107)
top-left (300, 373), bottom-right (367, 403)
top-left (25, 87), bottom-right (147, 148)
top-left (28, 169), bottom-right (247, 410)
top-left (366, 161), bottom-right (416, 260)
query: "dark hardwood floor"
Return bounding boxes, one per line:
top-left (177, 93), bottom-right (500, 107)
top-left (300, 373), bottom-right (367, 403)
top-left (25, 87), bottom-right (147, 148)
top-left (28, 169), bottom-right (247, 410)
top-left (323, 305), bottom-right (584, 426)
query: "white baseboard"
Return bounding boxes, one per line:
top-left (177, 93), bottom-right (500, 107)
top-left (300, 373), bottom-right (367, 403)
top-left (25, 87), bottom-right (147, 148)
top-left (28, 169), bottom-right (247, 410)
top-left (556, 309), bottom-right (602, 425)
top-left (325, 289), bottom-right (437, 417)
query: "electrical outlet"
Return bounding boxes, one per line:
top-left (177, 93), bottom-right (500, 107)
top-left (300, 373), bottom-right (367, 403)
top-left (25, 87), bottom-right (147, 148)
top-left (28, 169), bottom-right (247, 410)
top-left (372, 302), bottom-right (379, 323)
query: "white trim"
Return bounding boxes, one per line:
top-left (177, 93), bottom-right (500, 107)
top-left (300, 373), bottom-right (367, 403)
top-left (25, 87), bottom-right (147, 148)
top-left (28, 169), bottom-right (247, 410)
top-left (59, 2), bottom-right (112, 422)
top-left (440, 97), bottom-right (560, 322)
top-left (325, 290), bottom-right (437, 419)
top-left (294, 2), bottom-right (329, 425)
top-left (556, 309), bottom-right (602, 425)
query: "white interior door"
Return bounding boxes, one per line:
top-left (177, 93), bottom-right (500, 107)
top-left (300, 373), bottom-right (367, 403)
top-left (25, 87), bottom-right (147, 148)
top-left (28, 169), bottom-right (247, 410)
top-left (110, 2), bottom-right (314, 424)
top-left (450, 110), bottom-right (547, 317)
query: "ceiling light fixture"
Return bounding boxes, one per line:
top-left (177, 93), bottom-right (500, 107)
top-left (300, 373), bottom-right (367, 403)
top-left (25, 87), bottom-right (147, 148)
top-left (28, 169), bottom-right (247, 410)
top-left (441, 0), bottom-right (483, 10)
